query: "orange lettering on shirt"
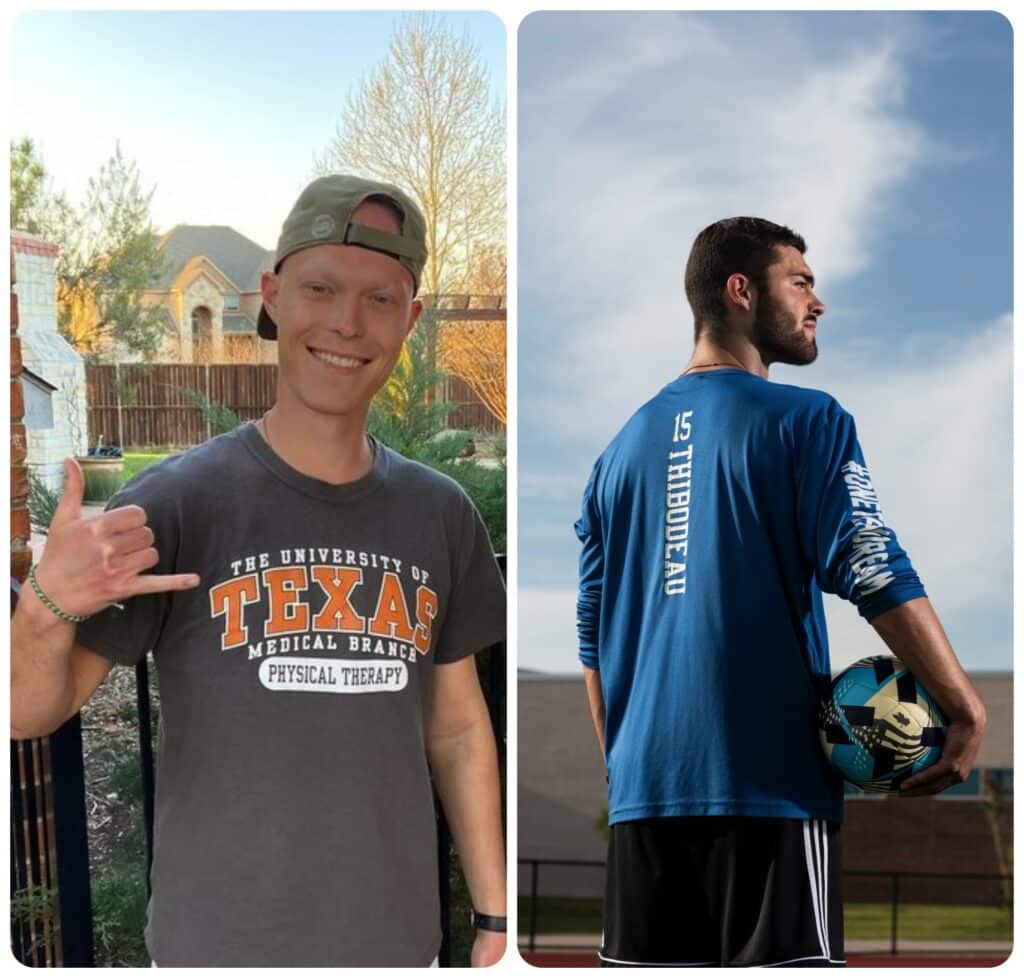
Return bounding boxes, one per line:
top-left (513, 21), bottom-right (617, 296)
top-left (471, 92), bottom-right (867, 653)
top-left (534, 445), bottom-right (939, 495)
top-left (310, 566), bottom-right (365, 632)
top-left (413, 585), bottom-right (438, 654)
top-left (263, 566), bottom-right (309, 635)
top-left (209, 574), bottom-right (260, 650)
top-left (367, 571), bottom-right (415, 641)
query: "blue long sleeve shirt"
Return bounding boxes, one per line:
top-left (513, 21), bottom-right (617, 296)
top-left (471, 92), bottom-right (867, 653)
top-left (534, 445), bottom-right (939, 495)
top-left (576, 370), bottom-right (926, 824)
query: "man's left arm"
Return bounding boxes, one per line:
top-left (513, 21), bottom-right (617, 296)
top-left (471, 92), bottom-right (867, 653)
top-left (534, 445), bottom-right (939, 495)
top-left (870, 597), bottom-right (986, 796)
top-left (799, 404), bottom-right (986, 795)
top-left (426, 655), bottom-right (506, 967)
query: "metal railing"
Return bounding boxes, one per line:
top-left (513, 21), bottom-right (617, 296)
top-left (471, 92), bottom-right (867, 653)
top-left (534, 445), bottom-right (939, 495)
top-left (517, 857), bottom-right (1013, 956)
top-left (10, 579), bottom-right (94, 966)
top-left (518, 857), bottom-right (605, 952)
top-left (846, 870), bottom-right (1013, 956)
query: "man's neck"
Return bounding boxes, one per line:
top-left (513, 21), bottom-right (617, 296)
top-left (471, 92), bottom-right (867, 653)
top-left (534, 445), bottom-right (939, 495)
top-left (686, 333), bottom-right (769, 379)
top-left (259, 400), bottom-right (375, 485)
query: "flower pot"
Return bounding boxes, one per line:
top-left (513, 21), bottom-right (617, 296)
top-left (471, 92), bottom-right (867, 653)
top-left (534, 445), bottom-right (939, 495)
top-left (77, 456), bottom-right (125, 503)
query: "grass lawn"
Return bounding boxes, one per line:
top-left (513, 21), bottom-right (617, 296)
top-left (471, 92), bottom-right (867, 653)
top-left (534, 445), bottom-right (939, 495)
top-left (518, 897), bottom-right (1012, 941)
top-left (845, 902), bottom-right (1012, 940)
top-left (122, 449), bottom-right (174, 481)
top-left (517, 897), bottom-right (602, 935)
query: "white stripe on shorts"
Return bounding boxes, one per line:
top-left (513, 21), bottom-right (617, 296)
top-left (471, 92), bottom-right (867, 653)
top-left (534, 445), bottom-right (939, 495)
top-left (802, 819), bottom-right (828, 960)
top-left (818, 820), bottom-right (831, 957)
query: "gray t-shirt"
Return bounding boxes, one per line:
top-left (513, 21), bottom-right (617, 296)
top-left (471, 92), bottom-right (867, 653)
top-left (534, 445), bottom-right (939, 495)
top-left (77, 423), bottom-right (506, 966)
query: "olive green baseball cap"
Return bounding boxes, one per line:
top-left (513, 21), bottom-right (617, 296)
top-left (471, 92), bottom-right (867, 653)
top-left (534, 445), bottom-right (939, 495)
top-left (257, 174), bottom-right (428, 340)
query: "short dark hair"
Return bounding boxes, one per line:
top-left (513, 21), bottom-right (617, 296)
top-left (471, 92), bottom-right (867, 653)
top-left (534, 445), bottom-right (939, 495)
top-left (684, 217), bottom-right (806, 335)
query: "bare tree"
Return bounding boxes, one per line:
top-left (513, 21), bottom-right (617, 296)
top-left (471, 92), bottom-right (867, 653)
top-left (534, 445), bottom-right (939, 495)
top-left (315, 13), bottom-right (505, 295)
top-left (437, 246), bottom-right (506, 424)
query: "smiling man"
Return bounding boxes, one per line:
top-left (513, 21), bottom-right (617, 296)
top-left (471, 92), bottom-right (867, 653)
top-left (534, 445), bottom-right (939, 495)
top-left (576, 217), bottom-right (985, 967)
top-left (11, 175), bottom-right (508, 967)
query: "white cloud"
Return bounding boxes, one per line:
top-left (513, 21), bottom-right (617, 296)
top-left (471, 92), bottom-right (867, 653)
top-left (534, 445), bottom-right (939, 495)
top-left (518, 587), bottom-right (583, 674)
top-left (519, 13), bottom-right (939, 554)
top-left (790, 314), bottom-right (1013, 671)
top-left (521, 15), bottom-right (929, 448)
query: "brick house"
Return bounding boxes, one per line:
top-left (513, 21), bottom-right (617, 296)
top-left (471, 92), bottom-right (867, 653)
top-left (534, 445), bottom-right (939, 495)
top-left (142, 225), bottom-right (277, 364)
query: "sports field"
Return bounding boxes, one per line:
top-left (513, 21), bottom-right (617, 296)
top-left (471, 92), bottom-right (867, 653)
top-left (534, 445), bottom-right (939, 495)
top-left (518, 895), bottom-right (1012, 965)
top-left (518, 896), bottom-right (1011, 941)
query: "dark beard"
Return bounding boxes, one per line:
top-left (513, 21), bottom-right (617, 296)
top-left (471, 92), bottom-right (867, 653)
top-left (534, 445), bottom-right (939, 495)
top-left (752, 295), bottom-right (818, 366)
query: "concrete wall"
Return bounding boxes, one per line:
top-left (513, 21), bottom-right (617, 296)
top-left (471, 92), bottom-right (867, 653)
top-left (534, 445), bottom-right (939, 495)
top-left (518, 674), bottom-right (610, 898)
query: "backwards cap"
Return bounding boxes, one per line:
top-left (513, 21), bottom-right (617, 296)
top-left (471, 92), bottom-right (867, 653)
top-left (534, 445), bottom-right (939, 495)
top-left (257, 174), bottom-right (428, 340)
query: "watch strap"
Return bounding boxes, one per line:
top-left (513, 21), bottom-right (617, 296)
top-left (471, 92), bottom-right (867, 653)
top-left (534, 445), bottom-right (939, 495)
top-left (470, 911), bottom-right (507, 933)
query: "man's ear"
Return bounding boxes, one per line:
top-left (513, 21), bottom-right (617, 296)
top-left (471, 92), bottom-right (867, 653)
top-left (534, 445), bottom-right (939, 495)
top-left (724, 272), bottom-right (755, 314)
top-left (405, 298), bottom-right (424, 338)
top-left (260, 270), bottom-right (280, 316)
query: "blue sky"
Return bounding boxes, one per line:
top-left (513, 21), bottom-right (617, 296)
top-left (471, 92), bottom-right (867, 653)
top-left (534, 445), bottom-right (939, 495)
top-left (10, 10), bottom-right (505, 249)
top-left (518, 11), bottom-right (1012, 674)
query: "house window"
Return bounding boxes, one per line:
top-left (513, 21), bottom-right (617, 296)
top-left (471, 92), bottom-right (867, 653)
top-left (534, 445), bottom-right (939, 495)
top-left (224, 295), bottom-right (240, 311)
top-left (191, 306), bottom-right (213, 360)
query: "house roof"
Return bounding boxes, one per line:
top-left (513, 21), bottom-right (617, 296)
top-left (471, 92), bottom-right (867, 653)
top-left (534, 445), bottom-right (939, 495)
top-left (20, 367), bottom-right (58, 393)
top-left (223, 313), bottom-right (257, 334)
top-left (156, 225), bottom-right (272, 292)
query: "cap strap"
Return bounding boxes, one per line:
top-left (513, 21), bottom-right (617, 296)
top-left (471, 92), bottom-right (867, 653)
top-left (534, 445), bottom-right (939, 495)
top-left (344, 223), bottom-right (421, 261)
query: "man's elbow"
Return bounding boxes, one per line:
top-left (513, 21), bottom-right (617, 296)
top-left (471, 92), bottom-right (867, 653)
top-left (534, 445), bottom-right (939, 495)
top-left (10, 716), bottom-right (63, 742)
top-left (426, 715), bottom-right (495, 768)
top-left (10, 688), bottom-right (76, 741)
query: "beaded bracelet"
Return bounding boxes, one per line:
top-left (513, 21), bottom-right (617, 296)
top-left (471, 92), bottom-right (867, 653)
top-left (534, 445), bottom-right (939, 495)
top-left (28, 565), bottom-right (91, 624)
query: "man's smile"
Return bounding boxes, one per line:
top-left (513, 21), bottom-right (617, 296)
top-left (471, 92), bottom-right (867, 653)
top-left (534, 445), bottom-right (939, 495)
top-left (308, 346), bottom-right (371, 369)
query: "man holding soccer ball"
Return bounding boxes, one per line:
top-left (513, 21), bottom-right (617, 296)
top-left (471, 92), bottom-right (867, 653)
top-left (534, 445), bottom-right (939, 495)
top-left (576, 218), bottom-right (986, 967)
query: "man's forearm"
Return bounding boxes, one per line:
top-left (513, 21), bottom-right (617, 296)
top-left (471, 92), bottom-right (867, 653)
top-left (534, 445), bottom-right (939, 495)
top-left (428, 718), bottom-right (506, 916)
top-left (870, 596), bottom-right (986, 794)
top-left (582, 665), bottom-right (606, 760)
top-left (870, 597), bottom-right (985, 725)
top-left (10, 586), bottom-right (80, 739)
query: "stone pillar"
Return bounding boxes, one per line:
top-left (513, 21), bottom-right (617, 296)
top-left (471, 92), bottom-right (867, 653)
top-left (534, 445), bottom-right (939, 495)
top-left (13, 233), bottom-right (87, 491)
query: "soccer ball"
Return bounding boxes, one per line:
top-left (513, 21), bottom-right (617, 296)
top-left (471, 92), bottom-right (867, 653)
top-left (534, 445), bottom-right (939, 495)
top-left (819, 655), bottom-right (947, 793)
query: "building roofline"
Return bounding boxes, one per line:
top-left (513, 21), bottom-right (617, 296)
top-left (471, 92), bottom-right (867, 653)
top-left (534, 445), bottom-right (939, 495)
top-left (11, 231), bottom-right (59, 258)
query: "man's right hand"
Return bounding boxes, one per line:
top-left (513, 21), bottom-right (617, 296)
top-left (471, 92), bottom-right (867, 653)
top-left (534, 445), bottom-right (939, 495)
top-left (898, 713), bottom-right (986, 797)
top-left (32, 458), bottom-right (200, 620)
top-left (870, 597), bottom-right (987, 799)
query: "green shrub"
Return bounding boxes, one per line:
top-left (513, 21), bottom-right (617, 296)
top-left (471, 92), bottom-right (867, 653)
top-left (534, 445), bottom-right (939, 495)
top-left (177, 387), bottom-right (242, 434)
top-left (368, 328), bottom-right (507, 550)
top-left (28, 470), bottom-right (60, 533)
top-left (435, 459), bottom-right (506, 553)
top-left (91, 870), bottom-right (150, 966)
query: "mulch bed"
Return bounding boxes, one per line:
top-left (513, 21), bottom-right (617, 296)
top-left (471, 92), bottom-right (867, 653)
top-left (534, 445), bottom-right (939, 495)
top-left (79, 663), bottom-right (158, 881)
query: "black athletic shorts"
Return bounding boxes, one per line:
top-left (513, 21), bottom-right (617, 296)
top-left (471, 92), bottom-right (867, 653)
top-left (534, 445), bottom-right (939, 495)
top-left (600, 816), bottom-right (844, 967)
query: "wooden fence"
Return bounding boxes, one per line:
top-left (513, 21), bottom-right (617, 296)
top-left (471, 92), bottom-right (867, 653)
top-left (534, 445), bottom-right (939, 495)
top-left (86, 364), bottom-right (502, 449)
top-left (437, 375), bottom-right (503, 435)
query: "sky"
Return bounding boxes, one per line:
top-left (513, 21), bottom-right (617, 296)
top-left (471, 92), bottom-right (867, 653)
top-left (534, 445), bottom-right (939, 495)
top-left (518, 11), bottom-right (1013, 675)
top-left (9, 9), bottom-right (506, 249)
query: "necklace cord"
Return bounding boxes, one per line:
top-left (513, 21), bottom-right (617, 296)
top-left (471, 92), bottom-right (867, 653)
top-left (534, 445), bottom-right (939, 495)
top-left (682, 360), bottom-right (744, 376)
